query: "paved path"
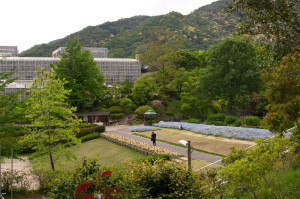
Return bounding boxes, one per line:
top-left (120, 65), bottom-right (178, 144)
top-left (106, 125), bottom-right (222, 163)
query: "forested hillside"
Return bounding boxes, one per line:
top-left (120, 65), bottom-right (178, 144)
top-left (19, 0), bottom-right (238, 58)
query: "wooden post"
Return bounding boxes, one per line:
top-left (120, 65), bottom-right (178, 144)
top-left (187, 141), bottom-right (192, 172)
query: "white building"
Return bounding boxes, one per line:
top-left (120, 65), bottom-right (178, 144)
top-left (0, 46), bottom-right (141, 93)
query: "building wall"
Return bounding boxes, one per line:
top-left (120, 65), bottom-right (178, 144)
top-left (0, 46), bottom-right (18, 57)
top-left (0, 57), bottom-right (141, 85)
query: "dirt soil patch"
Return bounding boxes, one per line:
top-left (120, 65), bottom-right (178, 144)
top-left (136, 128), bottom-right (255, 155)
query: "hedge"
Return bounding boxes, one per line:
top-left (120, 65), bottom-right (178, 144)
top-left (77, 125), bottom-right (105, 138)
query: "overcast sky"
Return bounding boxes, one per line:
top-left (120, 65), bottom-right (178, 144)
top-left (1, 0), bottom-right (217, 53)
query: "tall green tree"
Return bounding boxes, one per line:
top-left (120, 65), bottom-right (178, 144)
top-left (20, 66), bottom-right (80, 171)
top-left (53, 38), bottom-right (106, 111)
top-left (131, 74), bottom-right (158, 106)
top-left (180, 68), bottom-right (212, 119)
top-left (228, 0), bottom-right (300, 57)
top-left (203, 36), bottom-right (262, 113)
top-left (261, 51), bottom-right (300, 135)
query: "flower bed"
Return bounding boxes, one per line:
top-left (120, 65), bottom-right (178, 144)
top-left (100, 132), bottom-right (178, 156)
top-left (153, 122), bottom-right (273, 141)
top-left (130, 126), bottom-right (161, 132)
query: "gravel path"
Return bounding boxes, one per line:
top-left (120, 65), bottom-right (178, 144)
top-left (106, 125), bottom-right (222, 163)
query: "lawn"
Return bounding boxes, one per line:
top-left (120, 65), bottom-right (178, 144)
top-left (62, 138), bottom-right (147, 169)
top-left (134, 128), bottom-right (255, 156)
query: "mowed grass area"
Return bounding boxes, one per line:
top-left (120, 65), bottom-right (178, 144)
top-left (62, 138), bottom-right (147, 169)
top-left (134, 128), bottom-right (255, 156)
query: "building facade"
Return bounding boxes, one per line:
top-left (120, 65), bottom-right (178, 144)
top-left (0, 46), bottom-right (141, 92)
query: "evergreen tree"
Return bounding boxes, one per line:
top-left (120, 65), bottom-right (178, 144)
top-left (53, 38), bottom-right (106, 111)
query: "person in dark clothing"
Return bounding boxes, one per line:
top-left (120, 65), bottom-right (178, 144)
top-left (151, 132), bottom-right (157, 146)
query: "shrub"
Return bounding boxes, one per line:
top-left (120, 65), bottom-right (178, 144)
top-left (224, 115), bottom-right (237, 125)
top-left (77, 125), bottom-right (105, 138)
top-left (134, 105), bottom-right (154, 119)
top-left (110, 112), bottom-right (124, 120)
top-left (207, 113), bottom-right (226, 125)
top-left (80, 133), bottom-right (100, 142)
top-left (109, 106), bottom-right (123, 114)
top-left (245, 116), bottom-right (261, 126)
top-left (233, 120), bottom-right (242, 127)
top-left (182, 118), bottom-right (202, 123)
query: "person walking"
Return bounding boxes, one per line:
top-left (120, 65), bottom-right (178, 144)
top-left (151, 132), bottom-right (157, 146)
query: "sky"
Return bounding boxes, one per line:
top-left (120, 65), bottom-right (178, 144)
top-left (1, 0), bottom-right (217, 53)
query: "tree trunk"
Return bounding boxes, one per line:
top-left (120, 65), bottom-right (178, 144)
top-left (50, 152), bottom-right (55, 171)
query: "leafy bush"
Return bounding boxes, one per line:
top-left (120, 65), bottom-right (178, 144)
top-left (80, 133), bottom-right (100, 142)
top-left (110, 112), bottom-right (124, 120)
top-left (207, 113), bottom-right (226, 124)
top-left (224, 115), bottom-right (237, 125)
top-left (182, 118), bottom-right (202, 123)
top-left (245, 116), bottom-right (261, 126)
top-left (134, 105), bottom-right (154, 119)
top-left (0, 170), bottom-right (32, 194)
top-left (109, 106), bottom-right (124, 113)
top-left (233, 120), bottom-right (242, 127)
top-left (77, 125), bottom-right (105, 138)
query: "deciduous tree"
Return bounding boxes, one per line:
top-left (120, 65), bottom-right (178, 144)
top-left (20, 66), bottom-right (80, 171)
top-left (261, 51), bottom-right (300, 135)
top-left (203, 36), bottom-right (262, 113)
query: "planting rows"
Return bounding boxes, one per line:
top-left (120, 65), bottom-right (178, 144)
top-left (151, 122), bottom-right (273, 140)
top-left (130, 125), bottom-right (161, 132)
top-left (100, 132), bottom-right (178, 156)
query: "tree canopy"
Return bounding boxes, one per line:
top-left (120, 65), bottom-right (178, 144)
top-left (228, 0), bottom-right (300, 57)
top-left (203, 36), bottom-right (262, 113)
top-left (53, 38), bottom-right (106, 111)
top-left (20, 66), bottom-right (80, 171)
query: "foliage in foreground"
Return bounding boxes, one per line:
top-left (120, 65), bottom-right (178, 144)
top-left (220, 136), bottom-right (299, 198)
top-left (46, 158), bottom-right (209, 199)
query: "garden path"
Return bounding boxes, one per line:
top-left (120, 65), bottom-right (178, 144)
top-left (105, 125), bottom-right (222, 163)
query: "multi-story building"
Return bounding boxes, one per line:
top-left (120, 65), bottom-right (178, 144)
top-left (0, 46), bottom-right (18, 57)
top-left (0, 46), bottom-right (141, 93)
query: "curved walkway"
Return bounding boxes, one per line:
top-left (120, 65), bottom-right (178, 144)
top-left (105, 125), bottom-right (222, 163)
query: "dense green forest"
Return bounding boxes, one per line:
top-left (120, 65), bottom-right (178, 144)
top-left (19, 0), bottom-right (239, 58)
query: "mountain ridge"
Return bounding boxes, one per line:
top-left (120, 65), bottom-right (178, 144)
top-left (19, 0), bottom-right (238, 58)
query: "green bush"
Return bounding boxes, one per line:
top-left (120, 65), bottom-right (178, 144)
top-left (77, 125), bottom-right (105, 138)
top-left (207, 113), bottom-right (226, 125)
top-left (109, 106), bottom-right (124, 113)
top-left (245, 116), bottom-right (261, 126)
top-left (110, 112), bottom-right (124, 120)
top-left (233, 120), bottom-right (242, 127)
top-left (134, 105), bottom-right (154, 119)
top-left (182, 118), bottom-right (202, 123)
top-left (80, 133), bottom-right (100, 142)
top-left (224, 115), bottom-right (237, 125)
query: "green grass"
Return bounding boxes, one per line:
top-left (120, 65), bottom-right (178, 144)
top-left (133, 132), bottom-right (225, 157)
top-left (62, 138), bottom-right (147, 169)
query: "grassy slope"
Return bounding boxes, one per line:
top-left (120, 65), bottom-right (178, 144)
top-left (62, 138), bottom-right (147, 169)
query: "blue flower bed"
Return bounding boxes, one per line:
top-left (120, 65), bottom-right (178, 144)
top-left (131, 126), bottom-right (161, 132)
top-left (153, 122), bottom-right (273, 140)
